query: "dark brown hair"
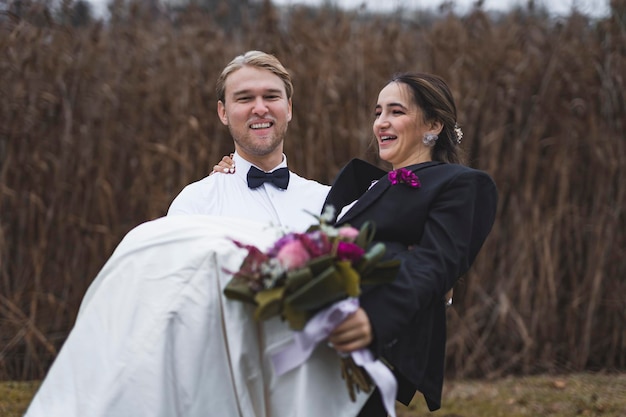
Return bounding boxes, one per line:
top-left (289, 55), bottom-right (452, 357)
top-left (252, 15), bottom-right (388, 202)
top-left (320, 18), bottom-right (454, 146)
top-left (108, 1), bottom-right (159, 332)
top-left (388, 73), bottom-right (465, 164)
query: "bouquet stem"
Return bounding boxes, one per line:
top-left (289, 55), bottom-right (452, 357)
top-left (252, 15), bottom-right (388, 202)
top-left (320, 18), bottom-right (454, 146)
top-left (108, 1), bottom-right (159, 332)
top-left (340, 356), bottom-right (373, 401)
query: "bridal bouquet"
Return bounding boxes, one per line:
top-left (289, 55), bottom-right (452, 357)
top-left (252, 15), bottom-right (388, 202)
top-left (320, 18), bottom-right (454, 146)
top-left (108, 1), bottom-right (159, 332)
top-left (223, 206), bottom-right (400, 402)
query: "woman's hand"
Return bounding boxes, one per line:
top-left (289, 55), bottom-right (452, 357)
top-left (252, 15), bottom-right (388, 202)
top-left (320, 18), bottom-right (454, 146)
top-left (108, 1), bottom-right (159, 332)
top-left (210, 153), bottom-right (235, 175)
top-left (328, 307), bottom-right (372, 353)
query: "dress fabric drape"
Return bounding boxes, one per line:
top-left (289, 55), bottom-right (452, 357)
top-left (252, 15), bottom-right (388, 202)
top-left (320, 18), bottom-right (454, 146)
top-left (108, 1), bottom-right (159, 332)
top-left (25, 215), bottom-right (371, 417)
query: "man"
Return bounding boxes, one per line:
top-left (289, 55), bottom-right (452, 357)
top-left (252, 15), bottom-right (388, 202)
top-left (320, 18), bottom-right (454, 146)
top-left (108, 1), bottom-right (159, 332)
top-left (167, 50), bottom-right (329, 232)
top-left (167, 50), bottom-right (379, 416)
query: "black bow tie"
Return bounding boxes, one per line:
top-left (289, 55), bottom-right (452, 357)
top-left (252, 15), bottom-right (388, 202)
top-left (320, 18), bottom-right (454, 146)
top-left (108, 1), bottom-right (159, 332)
top-left (247, 166), bottom-right (290, 190)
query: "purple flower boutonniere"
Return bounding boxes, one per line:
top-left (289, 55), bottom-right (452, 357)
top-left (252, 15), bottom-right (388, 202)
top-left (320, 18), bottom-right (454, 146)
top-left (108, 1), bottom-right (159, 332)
top-left (388, 168), bottom-right (421, 188)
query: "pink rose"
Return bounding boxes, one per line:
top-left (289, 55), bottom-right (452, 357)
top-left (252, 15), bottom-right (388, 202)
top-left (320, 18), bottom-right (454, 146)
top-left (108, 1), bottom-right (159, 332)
top-left (337, 226), bottom-right (360, 241)
top-left (276, 240), bottom-right (312, 269)
top-left (268, 233), bottom-right (299, 257)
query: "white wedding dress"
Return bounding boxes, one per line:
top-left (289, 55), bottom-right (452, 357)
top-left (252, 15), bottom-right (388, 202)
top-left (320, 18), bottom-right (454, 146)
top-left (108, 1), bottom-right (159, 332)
top-left (25, 215), bottom-right (371, 417)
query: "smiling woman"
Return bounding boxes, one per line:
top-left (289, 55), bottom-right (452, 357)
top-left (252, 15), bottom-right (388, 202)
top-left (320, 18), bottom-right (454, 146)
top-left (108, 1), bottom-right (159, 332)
top-left (314, 70), bottom-right (498, 417)
top-left (374, 82), bottom-right (441, 168)
top-left (373, 72), bottom-right (464, 168)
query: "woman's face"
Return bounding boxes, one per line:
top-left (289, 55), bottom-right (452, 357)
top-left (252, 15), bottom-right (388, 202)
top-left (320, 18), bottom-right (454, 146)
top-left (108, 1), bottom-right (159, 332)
top-left (373, 82), bottom-right (440, 169)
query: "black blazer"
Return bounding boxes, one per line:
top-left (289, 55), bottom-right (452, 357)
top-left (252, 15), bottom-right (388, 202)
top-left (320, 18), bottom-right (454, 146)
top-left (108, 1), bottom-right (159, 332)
top-left (323, 158), bottom-right (498, 411)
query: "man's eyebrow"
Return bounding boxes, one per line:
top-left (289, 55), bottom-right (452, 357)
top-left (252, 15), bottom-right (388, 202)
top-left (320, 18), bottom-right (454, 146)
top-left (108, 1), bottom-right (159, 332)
top-left (232, 88), bottom-right (284, 97)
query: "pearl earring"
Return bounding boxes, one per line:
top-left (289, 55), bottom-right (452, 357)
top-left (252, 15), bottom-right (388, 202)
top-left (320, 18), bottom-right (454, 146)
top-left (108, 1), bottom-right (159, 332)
top-left (423, 133), bottom-right (438, 147)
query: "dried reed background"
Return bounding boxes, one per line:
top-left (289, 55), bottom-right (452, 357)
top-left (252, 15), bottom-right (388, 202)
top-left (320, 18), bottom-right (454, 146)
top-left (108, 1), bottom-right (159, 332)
top-left (1, 0), bottom-right (625, 380)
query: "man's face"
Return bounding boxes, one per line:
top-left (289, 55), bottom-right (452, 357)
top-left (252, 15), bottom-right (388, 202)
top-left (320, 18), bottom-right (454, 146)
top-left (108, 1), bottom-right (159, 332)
top-left (218, 66), bottom-right (292, 166)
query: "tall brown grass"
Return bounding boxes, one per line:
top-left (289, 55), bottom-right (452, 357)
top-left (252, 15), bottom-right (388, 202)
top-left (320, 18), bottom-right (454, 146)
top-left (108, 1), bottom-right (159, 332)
top-left (1, 0), bottom-right (624, 380)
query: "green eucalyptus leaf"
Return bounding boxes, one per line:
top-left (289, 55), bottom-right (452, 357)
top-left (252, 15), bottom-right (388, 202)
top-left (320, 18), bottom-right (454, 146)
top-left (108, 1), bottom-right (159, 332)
top-left (356, 242), bottom-right (386, 275)
top-left (223, 280), bottom-right (257, 304)
top-left (285, 268), bottom-right (313, 291)
top-left (282, 303), bottom-right (311, 330)
top-left (361, 260), bottom-right (401, 286)
top-left (335, 260), bottom-right (361, 297)
top-left (284, 266), bottom-right (347, 312)
top-left (355, 221), bottom-right (376, 249)
top-left (254, 287), bottom-right (285, 321)
top-left (306, 254), bottom-right (334, 274)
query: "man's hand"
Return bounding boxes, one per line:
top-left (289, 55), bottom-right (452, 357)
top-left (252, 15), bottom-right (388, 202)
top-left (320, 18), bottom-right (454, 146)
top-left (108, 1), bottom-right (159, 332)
top-left (328, 307), bottom-right (372, 353)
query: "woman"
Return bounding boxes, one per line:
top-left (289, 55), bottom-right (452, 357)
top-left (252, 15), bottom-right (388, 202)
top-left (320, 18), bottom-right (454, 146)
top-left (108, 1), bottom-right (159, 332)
top-left (325, 73), bottom-right (497, 416)
top-left (214, 73), bottom-right (498, 416)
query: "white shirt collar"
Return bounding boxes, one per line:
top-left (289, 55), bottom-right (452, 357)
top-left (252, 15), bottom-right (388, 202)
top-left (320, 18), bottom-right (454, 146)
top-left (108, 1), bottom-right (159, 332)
top-left (233, 152), bottom-right (289, 181)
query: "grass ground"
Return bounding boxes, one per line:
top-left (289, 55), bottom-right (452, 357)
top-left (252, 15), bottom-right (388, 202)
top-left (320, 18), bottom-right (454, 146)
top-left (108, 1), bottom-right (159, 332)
top-left (404, 373), bottom-right (626, 417)
top-left (3, 373), bottom-right (625, 417)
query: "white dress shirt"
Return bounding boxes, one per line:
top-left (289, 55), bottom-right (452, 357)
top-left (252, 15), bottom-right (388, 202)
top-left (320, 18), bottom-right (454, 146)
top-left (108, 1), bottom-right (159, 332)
top-left (167, 152), bottom-right (331, 232)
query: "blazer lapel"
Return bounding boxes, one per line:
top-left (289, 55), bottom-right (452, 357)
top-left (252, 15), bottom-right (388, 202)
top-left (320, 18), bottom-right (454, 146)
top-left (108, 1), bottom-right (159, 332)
top-left (324, 159), bottom-right (386, 221)
top-left (336, 177), bottom-right (389, 225)
top-left (336, 161), bottom-right (443, 225)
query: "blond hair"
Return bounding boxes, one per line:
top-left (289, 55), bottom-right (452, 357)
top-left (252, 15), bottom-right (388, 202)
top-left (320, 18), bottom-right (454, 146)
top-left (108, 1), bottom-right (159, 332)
top-left (216, 50), bottom-right (293, 102)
